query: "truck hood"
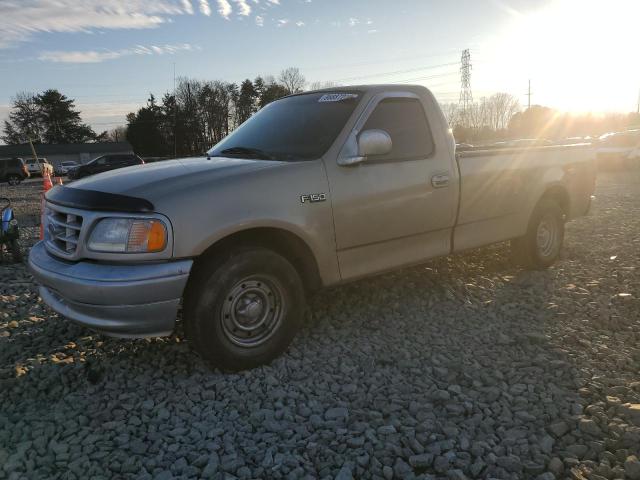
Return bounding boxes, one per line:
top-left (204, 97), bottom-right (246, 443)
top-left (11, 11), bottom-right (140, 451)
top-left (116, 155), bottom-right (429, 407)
top-left (68, 156), bottom-right (284, 205)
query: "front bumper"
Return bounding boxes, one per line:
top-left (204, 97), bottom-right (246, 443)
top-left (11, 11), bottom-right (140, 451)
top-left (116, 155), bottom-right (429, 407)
top-left (28, 241), bottom-right (193, 337)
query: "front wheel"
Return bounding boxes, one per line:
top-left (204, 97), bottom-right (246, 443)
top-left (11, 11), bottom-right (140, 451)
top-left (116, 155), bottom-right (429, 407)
top-left (183, 247), bottom-right (305, 371)
top-left (511, 199), bottom-right (565, 269)
top-left (7, 175), bottom-right (22, 186)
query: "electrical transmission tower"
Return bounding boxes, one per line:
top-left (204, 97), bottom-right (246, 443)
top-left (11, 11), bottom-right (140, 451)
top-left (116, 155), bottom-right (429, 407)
top-left (458, 49), bottom-right (473, 127)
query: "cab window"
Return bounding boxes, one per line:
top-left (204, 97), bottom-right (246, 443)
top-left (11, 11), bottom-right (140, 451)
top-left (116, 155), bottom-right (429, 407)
top-left (362, 97), bottom-right (434, 161)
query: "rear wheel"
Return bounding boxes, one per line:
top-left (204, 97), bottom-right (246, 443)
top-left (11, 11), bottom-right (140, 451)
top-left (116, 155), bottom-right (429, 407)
top-left (511, 199), bottom-right (565, 269)
top-left (7, 175), bottom-right (21, 186)
top-left (184, 247), bottom-right (305, 371)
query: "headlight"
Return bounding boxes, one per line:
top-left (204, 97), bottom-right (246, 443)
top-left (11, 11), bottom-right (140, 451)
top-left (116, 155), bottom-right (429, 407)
top-left (88, 218), bottom-right (167, 253)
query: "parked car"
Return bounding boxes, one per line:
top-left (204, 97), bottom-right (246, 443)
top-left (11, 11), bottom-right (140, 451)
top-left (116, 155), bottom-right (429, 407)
top-left (596, 130), bottom-right (640, 169)
top-left (68, 154), bottom-right (144, 180)
top-left (29, 85), bottom-right (596, 371)
top-left (455, 143), bottom-right (474, 151)
top-left (554, 136), bottom-right (594, 146)
top-left (55, 161), bottom-right (79, 176)
top-left (25, 157), bottom-right (53, 177)
top-left (491, 139), bottom-right (554, 149)
top-left (0, 158), bottom-right (30, 185)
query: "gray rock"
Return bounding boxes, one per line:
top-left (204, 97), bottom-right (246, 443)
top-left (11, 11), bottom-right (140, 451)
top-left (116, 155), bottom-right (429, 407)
top-left (393, 458), bottom-right (412, 478)
top-left (548, 422), bottom-right (569, 437)
top-left (409, 453), bottom-right (434, 469)
top-left (547, 457), bottom-right (563, 476)
top-left (535, 473), bottom-right (555, 480)
top-left (496, 455), bottom-right (522, 472)
top-left (578, 418), bottom-right (602, 437)
top-left (325, 407), bottom-right (349, 421)
top-left (565, 444), bottom-right (588, 459)
top-left (382, 466), bottom-right (393, 480)
top-left (347, 436), bottom-right (365, 448)
top-left (335, 464), bottom-right (353, 480)
top-left (447, 469), bottom-right (468, 480)
top-left (377, 425), bottom-right (396, 435)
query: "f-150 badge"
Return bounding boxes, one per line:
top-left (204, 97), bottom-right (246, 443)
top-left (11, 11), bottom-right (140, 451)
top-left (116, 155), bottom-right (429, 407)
top-left (300, 193), bottom-right (326, 203)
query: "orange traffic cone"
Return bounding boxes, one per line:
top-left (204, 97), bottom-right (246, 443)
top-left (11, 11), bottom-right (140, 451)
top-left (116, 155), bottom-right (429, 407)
top-left (43, 172), bottom-right (53, 192)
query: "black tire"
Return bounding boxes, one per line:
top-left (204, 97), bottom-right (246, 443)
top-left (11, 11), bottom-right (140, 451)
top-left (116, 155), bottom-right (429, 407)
top-left (511, 199), bottom-right (565, 269)
top-left (7, 175), bottom-right (21, 186)
top-left (183, 246), bottom-right (305, 371)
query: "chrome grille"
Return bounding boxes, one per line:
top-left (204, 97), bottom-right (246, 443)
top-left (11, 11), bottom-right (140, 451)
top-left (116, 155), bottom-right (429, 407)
top-left (45, 204), bottom-right (83, 256)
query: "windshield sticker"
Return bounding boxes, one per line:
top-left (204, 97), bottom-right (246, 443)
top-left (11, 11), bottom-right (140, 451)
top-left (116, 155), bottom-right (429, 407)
top-left (318, 93), bottom-right (359, 103)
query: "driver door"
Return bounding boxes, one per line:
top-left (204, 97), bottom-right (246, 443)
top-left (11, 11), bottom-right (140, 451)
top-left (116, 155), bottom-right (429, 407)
top-left (323, 92), bottom-right (457, 280)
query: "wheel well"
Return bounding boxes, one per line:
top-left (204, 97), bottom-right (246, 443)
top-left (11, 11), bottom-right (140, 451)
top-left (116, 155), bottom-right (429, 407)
top-left (192, 227), bottom-right (322, 294)
top-left (540, 186), bottom-right (570, 217)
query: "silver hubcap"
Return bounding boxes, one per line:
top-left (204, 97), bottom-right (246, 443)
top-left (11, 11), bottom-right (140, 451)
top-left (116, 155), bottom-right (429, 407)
top-left (221, 276), bottom-right (284, 347)
top-left (536, 214), bottom-right (558, 258)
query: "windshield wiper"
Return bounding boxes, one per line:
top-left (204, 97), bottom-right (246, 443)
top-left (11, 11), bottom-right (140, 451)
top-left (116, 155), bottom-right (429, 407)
top-left (218, 147), bottom-right (275, 160)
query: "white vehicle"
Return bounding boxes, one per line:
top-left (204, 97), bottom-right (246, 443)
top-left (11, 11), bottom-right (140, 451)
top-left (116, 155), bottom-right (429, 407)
top-left (56, 161), bottom-right (79, 175)
top-left (596, 130), bottom-right (640, 168)
top-left (25, 157), bottom-right (53, 177)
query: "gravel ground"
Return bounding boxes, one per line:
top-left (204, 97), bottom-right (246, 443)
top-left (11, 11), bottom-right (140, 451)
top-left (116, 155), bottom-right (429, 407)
top-left (1, 172), bottom-right (639, 480)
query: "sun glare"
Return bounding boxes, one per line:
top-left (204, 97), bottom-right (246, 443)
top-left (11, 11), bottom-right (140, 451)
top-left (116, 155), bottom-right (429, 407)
top-left (480, 0), bottom-right (640, 113)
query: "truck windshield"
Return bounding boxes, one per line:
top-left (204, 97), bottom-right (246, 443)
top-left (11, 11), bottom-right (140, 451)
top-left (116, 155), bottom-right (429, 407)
top-left (208, 92), bottom-right (361, 161)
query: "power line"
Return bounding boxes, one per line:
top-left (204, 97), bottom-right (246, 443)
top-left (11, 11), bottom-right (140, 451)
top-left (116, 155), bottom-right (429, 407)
top-left (302, 49), bottom-right (464, 72)
top-left (337, 62), bottom-right (459, 83)
top-left (386, 71), bottom-right (459, 85)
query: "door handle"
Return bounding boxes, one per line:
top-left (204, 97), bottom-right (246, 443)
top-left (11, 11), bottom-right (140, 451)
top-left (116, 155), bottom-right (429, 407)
top-left (431, 174), bottom-right (450, 188)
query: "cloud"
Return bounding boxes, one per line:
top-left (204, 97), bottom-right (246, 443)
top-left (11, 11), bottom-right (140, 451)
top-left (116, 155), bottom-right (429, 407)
top-left (0, 0), bottom-right (276, 47)
top-left (0, 1), bottom-right (188, 48)
top-left (181, 0), bottom-right (194, 14)
top-left (295, 21), bottom-right (305, 27)
top-left (234, 0), bottom-right (251, 16)
top-left (39, 43), bottom-right (199, 63)
top-left (277, 19), bottom-right (289, 27)
top-left (348, 18), bottom-right (359, 27)
top-left (255, 15), bottom-right (264, 26)
top-left (199, 0), bottom-right (212, 15)
top-left (217, 0), bottom-right (232, 18)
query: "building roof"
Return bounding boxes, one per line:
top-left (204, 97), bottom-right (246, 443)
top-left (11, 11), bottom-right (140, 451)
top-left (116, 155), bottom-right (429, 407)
top-left (0, 142), bottom-right (133, 157)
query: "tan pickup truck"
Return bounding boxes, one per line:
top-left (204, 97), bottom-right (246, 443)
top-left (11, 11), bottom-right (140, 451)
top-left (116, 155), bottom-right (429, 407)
top-left (29, 85), bottom-right (595, 370)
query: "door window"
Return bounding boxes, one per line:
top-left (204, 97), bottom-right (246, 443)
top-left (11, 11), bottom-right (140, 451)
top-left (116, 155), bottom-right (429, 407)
top-left (362, 97), bottom-right (434, 161)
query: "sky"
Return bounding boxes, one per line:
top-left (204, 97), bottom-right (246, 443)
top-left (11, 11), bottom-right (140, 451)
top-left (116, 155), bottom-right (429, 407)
top-left (1, 0), bottom-right (639, 136)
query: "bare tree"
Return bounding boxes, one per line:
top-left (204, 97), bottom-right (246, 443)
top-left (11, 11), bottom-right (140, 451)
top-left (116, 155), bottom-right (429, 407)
top-left (279, 67), bottom-right (306, 95)
top-left (440, 102), bottom-right (460, 127)
top-left (486, 93), bottom-right (520, 131)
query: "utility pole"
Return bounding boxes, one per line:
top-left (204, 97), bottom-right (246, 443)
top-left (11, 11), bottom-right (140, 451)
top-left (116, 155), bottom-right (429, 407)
top-left (526, 79), bottom-right (532, 110)
top-left (458, 49), bottom-right (473, 128)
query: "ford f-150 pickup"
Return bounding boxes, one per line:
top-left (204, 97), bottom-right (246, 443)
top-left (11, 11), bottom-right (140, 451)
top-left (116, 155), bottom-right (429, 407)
top-left (28, 85), bottom-right (596, 370)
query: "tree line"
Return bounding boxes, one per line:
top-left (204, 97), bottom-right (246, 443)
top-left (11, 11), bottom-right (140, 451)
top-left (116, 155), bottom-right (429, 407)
top-left (125, 67), bottom-right (306, 157)
top-left (3, 66), bottom-right (639, 152)
top-left (443, 95), bottom-right (640, 144)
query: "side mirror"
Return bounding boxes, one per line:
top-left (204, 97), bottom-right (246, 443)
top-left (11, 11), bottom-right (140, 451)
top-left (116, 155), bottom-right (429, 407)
top-left (339, 129), bottom-right (392, 166)
top-left (359, 129), bottom-right (392, 157)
